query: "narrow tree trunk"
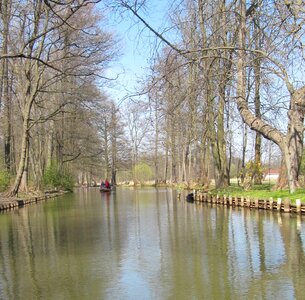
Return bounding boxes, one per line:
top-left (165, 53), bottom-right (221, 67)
top-left (154, 99), bottom-right (159, 185)
top-left (216, 83), bottom-right (228, 188)
top-left (164, 131), bottom-right (169, 182)
top-left (226, 94), bottom-right (232, 185)
top-left (104, 119), bottom-right (109, 179)
top-left (3, 68), bottom-right (11, 173)
top-left (253, 15), bottom-right (262, 185)
top-left (57, 111), bottom-right (65, 171)
top-left (237, 0), bottom-right (248, 187)
top-left (241, 123), bottom-right (248, 185)
top-left (111, 103), bottom-right (117, 186)
top-left (170, 117), bottom-right (177, 183)
top-left (20, 138), bottom-right (29, 192)
top-left (46, 121), bottom-right (54, 168)
top-left (215, 0), bottom-right (229, 188)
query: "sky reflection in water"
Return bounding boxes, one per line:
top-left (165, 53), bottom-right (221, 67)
top-left (0, 187), bottom-right (304, 300)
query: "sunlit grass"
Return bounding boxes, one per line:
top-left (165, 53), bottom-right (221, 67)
top-left (209, 183), bottom-right (305, 204)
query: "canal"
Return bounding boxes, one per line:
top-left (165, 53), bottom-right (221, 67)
top-left (0, 187), bottom-right (305, 299)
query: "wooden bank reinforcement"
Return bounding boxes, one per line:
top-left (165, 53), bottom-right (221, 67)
top-left (0, 190), bottom-right (67, 212)
top-left (179, 191), bottom-right (305, 214)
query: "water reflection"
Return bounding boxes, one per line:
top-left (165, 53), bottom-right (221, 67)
top-left (0, 187), bottom-right (304, 299)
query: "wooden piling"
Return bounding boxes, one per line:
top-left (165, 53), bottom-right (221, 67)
top-left (283, 198), bottom-right (290, 213)
top-left (229, 196), bottom-right (233, 206)
top-left (269, 197), bottom-right (274, 210)
top-left (277, 198), bottom-right (282, 211)
top-left (184, 190), bottom-right (305, 216)
top-left (296, 199), bottom-right (301, 213)
top-left (223, 195), bottom-right (227, 205)
top-left (254, 198), bottom-right (259, 209)
top-left (0, 191), bottom-right (67, 212)
top-left (204, 193), bottom-right (207, 202)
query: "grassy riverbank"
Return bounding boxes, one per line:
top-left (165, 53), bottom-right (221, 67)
top-left (118, 181), bottom-right (305, 204)
top-left (209, 184), bottom-right (305, 204)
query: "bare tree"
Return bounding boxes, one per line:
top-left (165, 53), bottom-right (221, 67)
top-left (236, 0), bottom-right (305, 193)
top-left (1, 1), bottom-right (117, 195)
top-left (114, 0), bottom-right (305, 193)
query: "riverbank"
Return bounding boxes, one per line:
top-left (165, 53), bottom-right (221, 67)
top-left (207, 184), bottom-right (305, 204)
top-left (0, 190), bottom-right (68, 212)
top-left (118, 181), bottom-right (305, 205)
top-left (179, 191), bottom-right (305, 214)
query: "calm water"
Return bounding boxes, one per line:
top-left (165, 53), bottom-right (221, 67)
top-left (0, 187), bottom-right (305, 300)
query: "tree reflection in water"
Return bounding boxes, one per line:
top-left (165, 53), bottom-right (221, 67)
top-left (0, 187), bottom-right (304, 299)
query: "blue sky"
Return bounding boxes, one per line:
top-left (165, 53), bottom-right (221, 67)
top-left (104, 1), bottom-right (171, 105)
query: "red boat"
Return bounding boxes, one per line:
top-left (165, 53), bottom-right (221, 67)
top-left (100, 187), bottom-right (111, 192)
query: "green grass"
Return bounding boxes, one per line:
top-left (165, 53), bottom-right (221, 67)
top-left (209, 184), bottom-right (305, 204)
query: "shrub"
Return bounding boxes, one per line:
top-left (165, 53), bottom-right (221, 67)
top-left (60, 173), bottom-right (74, 191)
top-left (0, 170), bottom-right (10, 192)
top-left (134, 162), bottom-right (154, 183)
top-left (43, 163), bottom-right (74, 191)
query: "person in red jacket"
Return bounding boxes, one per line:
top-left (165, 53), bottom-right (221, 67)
top-left (105, 179), bottom-right (110, 189)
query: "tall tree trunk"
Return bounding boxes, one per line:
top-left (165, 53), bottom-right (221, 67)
top-left (199, 0), bottom-right (229, 189)
top-left (241, 123), bottom-right (248, 185)
top-left (253, 14), bottom-right (262, 185)
top-left (1, 0), bottom-right (12, 173)
top-left (57, 111), bottom-right (64, 171)
top-left (111, 104), bottom-right (117, 186)
top-left (20, 138), bottom-right (29, 192)
top-left (9, 101), bottom-right (32, 196)
top-left (164, 131), bottom-right (169, 182)
top-left (280, 89), bottom-right (305, 192)
top-left (46, 121), bottom-right (54, 168)
top-left (154, 98), bottom-right (159, 185)
top-left (215, 0), bottom-right (229, 188)
top-left (200, 137), bottom-right (210, 187)
top-left (215, 83), bottom-right (228, 188)
top-left (226, 94), bottom-right (232, 185)
top-left (236, 0), bottom-right (304, 193)
top-left (3, 64), bottom-right (11, 173)
top-left (104, 119), bottom-right (110, 179)
top-left (198, 0), bottom-right (212, 188)
top-left (170, 119), bottom-right (177, 183)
